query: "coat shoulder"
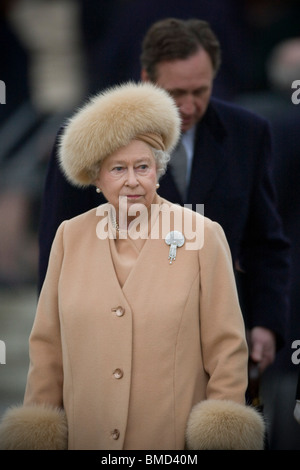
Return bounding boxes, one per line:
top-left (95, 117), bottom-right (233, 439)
top-left (210, 97), bottom-right (269, 126)
top-left (63, 203), bottom-right (110, 228)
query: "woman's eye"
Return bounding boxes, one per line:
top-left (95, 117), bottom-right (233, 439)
top-left (137, 164), bottom-right (148, 171)
top-left (112, 166), bottom-right (124, 172)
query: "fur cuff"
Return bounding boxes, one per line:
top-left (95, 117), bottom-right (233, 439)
top-left (185, 399), bottom-right (265, 450)
top-left (0, 404), bottom-right (68, 450)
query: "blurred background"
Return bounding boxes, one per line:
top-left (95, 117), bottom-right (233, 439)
top-left (0, 0), bottom-right (300, 449)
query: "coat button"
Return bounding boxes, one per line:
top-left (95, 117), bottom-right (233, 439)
top-left (111, 306), bottom-right (125, 317)
top-left (113, 368), bottom-right (123, 379)
top-left (111, 429), bottom-right (120, 440)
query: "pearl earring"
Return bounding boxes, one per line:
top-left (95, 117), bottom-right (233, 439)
top-left (156, 183), bottom-right (160, 189)
top-left (96, 187), bottom-right (101, 193)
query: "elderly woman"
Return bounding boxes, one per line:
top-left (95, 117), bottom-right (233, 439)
top-left (0, 82), bottom-right (264, 450)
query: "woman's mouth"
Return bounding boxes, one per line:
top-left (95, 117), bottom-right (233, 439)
top-left (126, 195), bottom-right (142, 199)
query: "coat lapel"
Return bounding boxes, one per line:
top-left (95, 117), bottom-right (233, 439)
top-left (94, 204), bottom-right (130, 299)
top-left (121, 200), bottom-right (164, 295)
top-left (121, 200), bottom-right (190, 302)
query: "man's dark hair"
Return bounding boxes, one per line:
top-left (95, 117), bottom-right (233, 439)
top-left (140, 17), bottom-right (221, 81)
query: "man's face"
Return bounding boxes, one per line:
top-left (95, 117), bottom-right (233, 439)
top-left (142, 49), bottom-right (214, 133)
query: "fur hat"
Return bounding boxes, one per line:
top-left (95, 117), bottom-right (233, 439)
top-left (185, 399), bottom-right (266, 450)
top-left (59, 81), bottom-right (181, 187)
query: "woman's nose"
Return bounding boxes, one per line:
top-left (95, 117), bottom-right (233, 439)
top-left (125, 168), bottom-right (138, 186)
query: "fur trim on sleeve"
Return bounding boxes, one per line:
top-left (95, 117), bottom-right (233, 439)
top-left (0, 404), bottom-right (68, 450)
top-left (185, 399), bottom-right (265, 450)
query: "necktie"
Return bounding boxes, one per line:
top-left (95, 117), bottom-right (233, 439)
top-left (170, 140), bottom-right (187, 199)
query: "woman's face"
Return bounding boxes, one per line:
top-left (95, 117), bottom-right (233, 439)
top-left (94, 139), bottom-right (158, 222)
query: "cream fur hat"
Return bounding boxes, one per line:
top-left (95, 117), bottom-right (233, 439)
top-left (59, 81), bottom-right (181, 187)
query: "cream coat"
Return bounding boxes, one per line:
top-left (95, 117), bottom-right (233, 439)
top-left (24, 198), bottom-right (248, 450)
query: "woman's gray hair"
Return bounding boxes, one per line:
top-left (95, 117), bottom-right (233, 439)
top-left (89, 146), bottom-right (170, 184)
top-left (152, 147), bottom-right (170, 179)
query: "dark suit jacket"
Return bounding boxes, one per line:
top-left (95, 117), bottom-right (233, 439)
top-left (38, 97), bottom-right (291, 348)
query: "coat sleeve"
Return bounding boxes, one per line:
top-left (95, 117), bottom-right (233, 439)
top-left (25, 221), bottom-right (67, 408)
top-left (237, 119), bottom-right (291, 349)
top-left (199, 219), bottom-right (249, 404)
top-left (185, 219), bottom-right (265, 450)
top-left (0, 223), bottom-right (68, 450)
